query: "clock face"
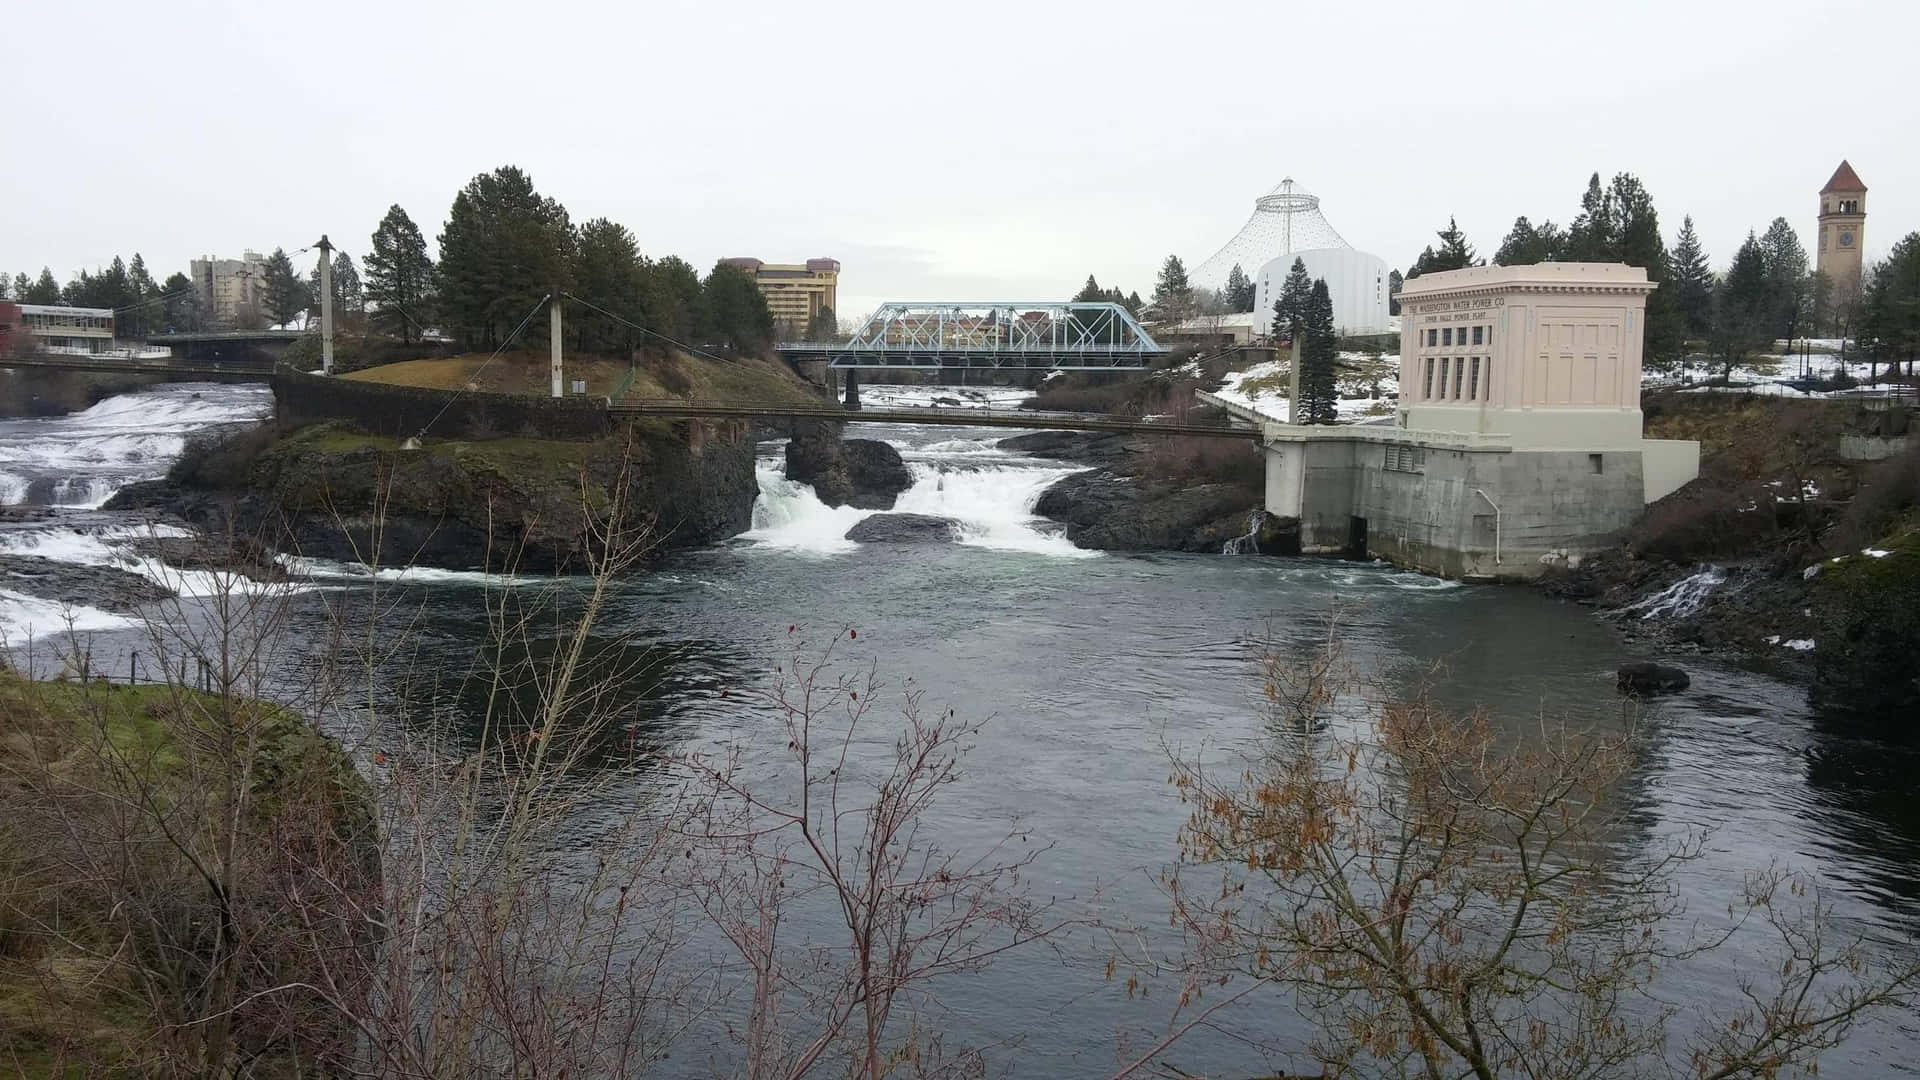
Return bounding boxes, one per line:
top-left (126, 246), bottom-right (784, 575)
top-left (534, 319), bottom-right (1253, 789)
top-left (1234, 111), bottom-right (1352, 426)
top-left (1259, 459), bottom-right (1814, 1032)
top-left (1839, 231), bottom-right (1856, 248)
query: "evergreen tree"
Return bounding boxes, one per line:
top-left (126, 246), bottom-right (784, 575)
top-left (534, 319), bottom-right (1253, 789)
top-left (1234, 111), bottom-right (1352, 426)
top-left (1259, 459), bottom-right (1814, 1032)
top-left (436, 166), bottom-right (575, 349)
top-left (1297, 279), bottom-right (1340, 424)
top-left (1387, 269), bottom-right (1403, 316)
top-left (1408, 218), bottom-right (1478, 278)
top-left (806, 305), bottom-right (838, 343)
top-left (366, 204), bottom-right (437, 344)
top-left (309, 251), bottom-right (364, 320)
top-left (1493, 216), bottom-right (1564, 265)
top-left (160, 271), bottom-right (203, 331)
top-left (571, 218), bottom-right (649, 355)
top-left (647, 255), bottom-right (703, 342)
top-left (261, 247), bottom-right (310, 328)
top-left (1072, 274), bottom-right (1105, 303)
top-left (1126, 291), bottom-right (1144, 315)
top-left (1758, 217), bottom-right (1811, 345)
top-left (700, 260), bottom-right (774, 353)
top-left (1669, 215), bottom-right (1715, 340)
top-left (1271, 257), bottom-right (1314, 339)
top-left (1711, 232), bottom-right (1775, 378)
top-left (27, 269), bottom-right (60, 304)
top-left (1606, 175), bottom-right (1682, 366)
top-left (1856, 232), bottom-right (1920, 378)
top-left (1150, 255), bottom-right (1194, 324)
top-left (1565, 173), bottom-right (1615, 261)
top-left (1223, 263), bottom-right (1256, 313)
top-left (9, 273), bottom-right (27, 301)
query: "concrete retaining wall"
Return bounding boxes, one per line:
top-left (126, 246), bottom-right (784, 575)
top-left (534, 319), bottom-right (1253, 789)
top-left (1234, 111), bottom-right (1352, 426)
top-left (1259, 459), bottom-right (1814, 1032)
top-left (1839, 434), bottom-right (1912, 462)
top-left (272, 366), bottom-right (612, 442)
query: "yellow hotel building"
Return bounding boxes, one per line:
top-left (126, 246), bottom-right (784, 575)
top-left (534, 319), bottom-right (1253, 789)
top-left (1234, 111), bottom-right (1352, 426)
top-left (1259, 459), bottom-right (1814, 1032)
top-left (719, 257), bottom-right (840, 335)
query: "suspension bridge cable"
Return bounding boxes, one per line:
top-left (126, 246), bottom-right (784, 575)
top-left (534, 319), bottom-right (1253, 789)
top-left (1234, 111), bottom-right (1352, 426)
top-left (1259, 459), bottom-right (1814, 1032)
top-left (414, 294), bottom-right (550, 440)
top-left (558, 292), bottom-right (757, 373)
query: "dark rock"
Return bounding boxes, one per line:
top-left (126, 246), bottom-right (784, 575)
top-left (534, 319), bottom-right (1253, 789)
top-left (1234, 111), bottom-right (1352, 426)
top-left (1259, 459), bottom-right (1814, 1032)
top-left (997, 431), bottom-right (1139, 468)
top-left (784, 423), bottom-right (912, 509)
top-left (0, 553), bottom-right (174, 610)
top-left (844, 513), bottom-right (959, 544)
top-left (1033, 469), bottom-right (1261, 553)
top-left (1616, 661), bottom-right (1691, 696)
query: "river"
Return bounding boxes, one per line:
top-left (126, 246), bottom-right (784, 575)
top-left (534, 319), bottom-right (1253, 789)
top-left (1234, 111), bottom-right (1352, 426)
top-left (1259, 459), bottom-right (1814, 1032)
top-left (2, 381), bottom-right (1917, 1076)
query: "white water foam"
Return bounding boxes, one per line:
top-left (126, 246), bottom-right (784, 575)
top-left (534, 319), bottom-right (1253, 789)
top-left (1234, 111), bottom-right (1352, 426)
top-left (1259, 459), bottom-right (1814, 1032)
top-left (276, 554), bottom-right (553, 588)
top-left (744, 452), bottom-right (1094, 558)
top-left (0, 523), bottom-right (286, 600)
top-left (0, 588), bottom-right (137, 638)
top-left (1624, 566), bottom-right (1727, 620)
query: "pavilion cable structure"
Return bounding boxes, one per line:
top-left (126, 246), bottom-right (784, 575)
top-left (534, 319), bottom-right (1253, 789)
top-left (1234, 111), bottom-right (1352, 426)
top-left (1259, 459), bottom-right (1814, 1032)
top-left (1190, 178), bottom-right (1352, 291)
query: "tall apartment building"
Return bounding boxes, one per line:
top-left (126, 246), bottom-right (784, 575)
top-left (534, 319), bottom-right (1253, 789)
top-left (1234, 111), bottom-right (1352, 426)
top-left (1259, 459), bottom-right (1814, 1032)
top-left (719, 257), bottom-right (840, 336)
top-left (190, 251), bottom-right (269, 328)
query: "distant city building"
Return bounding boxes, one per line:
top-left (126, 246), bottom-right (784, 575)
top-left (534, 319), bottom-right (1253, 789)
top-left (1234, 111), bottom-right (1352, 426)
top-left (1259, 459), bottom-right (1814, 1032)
top-left (190, 251), bottom-right (269, 328)
top-left (1815, 160), bottom-right (1867, 295)
top-left (1191, 179), bottom-right (1394, 335)
top-left (0, 302), bottom-right (117, 356)
top-left (720, 257), bottom-right (840, 335)
top-left (1254, 249), bottom-right (1392, 335)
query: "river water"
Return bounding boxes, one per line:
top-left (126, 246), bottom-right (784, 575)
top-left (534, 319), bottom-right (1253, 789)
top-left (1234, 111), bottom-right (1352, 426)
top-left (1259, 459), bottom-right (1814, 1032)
top-left (3, 382), bottom-right (1917, 1076)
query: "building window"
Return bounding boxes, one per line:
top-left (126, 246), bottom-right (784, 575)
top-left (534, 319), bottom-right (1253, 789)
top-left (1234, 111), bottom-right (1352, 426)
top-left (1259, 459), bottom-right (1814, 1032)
top-left (1426, 328), bottom-right (1437, 347)
top-left (1442, 327), bottom-right (1454, 347)
top-left (1485, 326), bottom-right (1493, 348)
top-left (1471, 325), bottom-right (1483, 345)
top-left (1424, 357), bottom-right (1435, 399)
top-left (1453, 361), bottom-right (1464, 399)
top-left (1436, 357), bottom-right (1448, 398)
top-left (1469, 357), bottom-right (1481, 400)
top-left (1589, 453), bottom-right (1604, 475)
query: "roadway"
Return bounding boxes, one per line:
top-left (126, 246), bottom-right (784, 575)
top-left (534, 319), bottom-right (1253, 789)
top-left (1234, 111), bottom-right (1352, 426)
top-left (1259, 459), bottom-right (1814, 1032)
top-left (611, 399), bottom-right (1261, 439)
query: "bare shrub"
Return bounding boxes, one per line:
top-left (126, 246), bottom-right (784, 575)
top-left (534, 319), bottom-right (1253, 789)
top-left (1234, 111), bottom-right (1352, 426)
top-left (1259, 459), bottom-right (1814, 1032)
top-left (1630, 484), bottom-right (1779, 562)
top-left (1829, 437), bottom-right (1920, 554)
top-left (1153, 620), bottom-right (1920, 1080)
top-left (1140, 436), bottom-right (1263, 492)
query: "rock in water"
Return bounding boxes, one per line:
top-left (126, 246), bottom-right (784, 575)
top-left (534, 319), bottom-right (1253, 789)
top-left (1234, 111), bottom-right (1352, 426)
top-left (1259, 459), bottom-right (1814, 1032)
top-left (842, 439), bottom-right (913, 509)
top-left (784, 423), bottom-right (913, 510)
top-left (1616, 661), bottom-right (1690, 696)
top-left (844, 513), bottom-right (959, 544)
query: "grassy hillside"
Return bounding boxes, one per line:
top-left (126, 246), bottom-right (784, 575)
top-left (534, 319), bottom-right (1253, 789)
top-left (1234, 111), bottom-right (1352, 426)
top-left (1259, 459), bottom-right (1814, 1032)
top-left (343, 347), bottom-right (825, 406)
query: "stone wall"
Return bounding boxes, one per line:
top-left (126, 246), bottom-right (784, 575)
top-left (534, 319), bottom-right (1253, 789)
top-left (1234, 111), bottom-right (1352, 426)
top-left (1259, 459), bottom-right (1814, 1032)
top-left (272, 366), bottom-right (611, 442)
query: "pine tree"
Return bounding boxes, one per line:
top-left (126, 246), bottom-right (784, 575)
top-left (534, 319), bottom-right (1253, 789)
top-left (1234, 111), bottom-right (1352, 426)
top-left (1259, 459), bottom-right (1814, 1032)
top-left (1072, 274), bottom-right (1104, 303)
top-left (436, 166), bottom-right (574, 349)
top-left (571, 218), bottom-right (649, 354)
top-left (806, 304), bottom-right (838, 343)
top-left (1565, 173), bottom-right (1615, 261)
top-left (1604, 175), bottom-right (1683, 367)
top-left (1669, 216), bottom-right (1715, 340)
top-left (1712, 233), bottom-right (1774, 378)
top-left (1126, 291), bottom-right (1144, 315)
top-left (309, 251), bottom-right (364, 322)
top-left (1297, 279), bottom-right (1340, 424)
top-left (1271, 257), bottom-right (1314, 339)
top-left (261, 248), bottom-right (310, 328)
top-left (1408, 219), bottom-right (1478, 278)
top-left (1150, 255), bottom-right (1194, 324)
top-left (700, 261), bottom-right (775, 354)
top-left (160, 271), bottom-right (203, 331)
top-left (1223, 264), bottom-right (1255, 313)
top-left (366, 204), bottom-right (437, 345)
top-left (647, 256), bottom-right (703, 341)
top-left (1758, 217), bottom-right (1811, 345)
top-left (27, 269), bottom-right (60, 304)
top-left (1856, 232), bottom-right (1920, 378)
top-left (1387, 269), bottom-right (1403, 316)
top-left (9, 273), bottom-right (27, 301)
top-left (1494, 216), bottom-right (1564, 265)
top-left (121, 254), bottom-right (159, 340)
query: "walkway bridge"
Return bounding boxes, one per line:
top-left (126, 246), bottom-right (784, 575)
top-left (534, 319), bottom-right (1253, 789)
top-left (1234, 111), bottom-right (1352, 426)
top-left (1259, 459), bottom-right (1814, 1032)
top-left (0, 352), bottom-right (274, 382)
top-left (778, 302), bottom-right (1167, 371)
top-left (611, 399), bottom-right (1259, 439)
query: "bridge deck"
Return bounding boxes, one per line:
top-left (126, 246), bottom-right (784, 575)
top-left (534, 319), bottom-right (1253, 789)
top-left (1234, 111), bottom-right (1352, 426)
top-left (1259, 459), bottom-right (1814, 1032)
top-left (0, 355), bottom-right (275, 380)
top-left (611, 399), bottom-right (1260, 438)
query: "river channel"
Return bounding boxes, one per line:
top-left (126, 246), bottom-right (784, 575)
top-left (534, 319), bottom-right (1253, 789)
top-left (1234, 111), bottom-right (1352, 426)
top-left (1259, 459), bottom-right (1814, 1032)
top-left (2, 382), bottom-right (1916, 1076)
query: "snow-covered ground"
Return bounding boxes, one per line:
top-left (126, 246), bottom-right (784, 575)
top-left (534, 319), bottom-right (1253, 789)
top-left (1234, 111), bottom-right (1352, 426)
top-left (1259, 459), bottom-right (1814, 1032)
top-left (1209, 352), bottom-right (1398, 423)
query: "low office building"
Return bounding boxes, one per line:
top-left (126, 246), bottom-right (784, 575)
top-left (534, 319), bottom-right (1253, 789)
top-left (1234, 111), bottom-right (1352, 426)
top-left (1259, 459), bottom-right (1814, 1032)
top-left (720, 257), bottom-right (840, 335)
top-left (0, 303), bottom-right (117, 355)
top-left (1202, 262), bottom-right (1698, 579)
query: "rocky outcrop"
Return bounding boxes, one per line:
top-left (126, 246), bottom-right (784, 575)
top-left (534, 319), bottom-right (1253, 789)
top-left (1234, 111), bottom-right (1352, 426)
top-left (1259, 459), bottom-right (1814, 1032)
top-left (844, 513), bottom-right (959, 544)
top-left (107, 418), bottom-right (758, 572)
top-left (1032, 469), bottom-right (1262, 553)
top-left (1616, 661), bottom-right (1691, 696)
top-left (784, 422), bottom-right (913, 509)
top-left (0, 553), bottom-right (174, 609)
top-left (997, 431), bottom-right (1140, 468)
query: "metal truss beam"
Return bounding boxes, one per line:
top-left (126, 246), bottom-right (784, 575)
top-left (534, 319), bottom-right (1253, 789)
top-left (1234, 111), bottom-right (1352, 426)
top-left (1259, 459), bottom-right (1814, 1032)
top-left (778, 301), bottom-right (1168, 371)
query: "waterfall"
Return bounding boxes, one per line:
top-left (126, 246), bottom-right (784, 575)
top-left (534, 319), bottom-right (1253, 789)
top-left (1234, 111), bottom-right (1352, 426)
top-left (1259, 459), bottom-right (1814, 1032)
top-left (1623, 566), bottom-right (1727, 620)
top-left (1222, 509), bottom-right (1269, 555)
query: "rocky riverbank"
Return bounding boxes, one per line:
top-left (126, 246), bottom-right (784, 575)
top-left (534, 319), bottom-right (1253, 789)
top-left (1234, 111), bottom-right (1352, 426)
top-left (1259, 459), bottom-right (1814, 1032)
top-left (998, 429), bottom-right (1288, 554)
top-left (107, 418), bottom-right (760, 572)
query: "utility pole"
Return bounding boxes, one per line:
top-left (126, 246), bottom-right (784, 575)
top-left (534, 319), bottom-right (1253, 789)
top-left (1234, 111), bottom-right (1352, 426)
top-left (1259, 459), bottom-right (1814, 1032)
top-left (549, 292), bottom-right (563, 398)
top-left (315, 235), bottom-right (335, 375)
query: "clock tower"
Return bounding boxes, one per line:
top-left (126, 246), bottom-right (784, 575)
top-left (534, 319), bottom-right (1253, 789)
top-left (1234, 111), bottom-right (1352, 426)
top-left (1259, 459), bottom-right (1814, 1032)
top-left (1816, 160), bottom-right (1867, 294)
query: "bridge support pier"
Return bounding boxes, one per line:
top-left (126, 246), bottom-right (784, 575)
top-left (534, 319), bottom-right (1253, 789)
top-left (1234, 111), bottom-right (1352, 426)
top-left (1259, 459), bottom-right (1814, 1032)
top-left (843, 368), bottom-right (860, 410)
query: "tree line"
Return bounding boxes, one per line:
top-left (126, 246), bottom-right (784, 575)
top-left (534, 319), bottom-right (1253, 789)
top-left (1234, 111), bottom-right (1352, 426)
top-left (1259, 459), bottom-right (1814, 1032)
top-left (5, 163), bottom-right (785, 358)
top-left (1401, 171), bottom-right (1920, 379)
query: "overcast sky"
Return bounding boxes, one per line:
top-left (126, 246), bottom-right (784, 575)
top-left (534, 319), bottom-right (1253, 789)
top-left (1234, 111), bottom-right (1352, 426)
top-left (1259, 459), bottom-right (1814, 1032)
top-left (5, 0), bottom-right (1913, 320)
